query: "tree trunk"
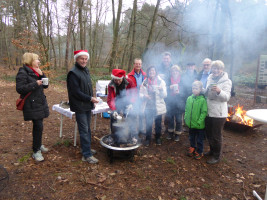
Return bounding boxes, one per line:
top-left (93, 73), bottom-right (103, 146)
top-left (108, 0), bottom-right (123, 72)
top-left (127, 0), bottom-right (137, 72)
top-left (78, 0), bottom-right (85, 49)
top-left (64, 0), bottom-right (75, 73)
top-left (144, 0), bottom-right (161, 55)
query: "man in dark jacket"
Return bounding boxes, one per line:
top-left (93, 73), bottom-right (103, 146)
top-left (197, 58), bottom-right (212, 89)
top-left (67, 50), bottom-right (99, 164)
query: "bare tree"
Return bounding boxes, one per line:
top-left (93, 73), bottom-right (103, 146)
top-left (144, 0), bottom-right (161, 55)
top-left (64, 0), bottom-right (76, 73)
top-left (108, 0), bottom-right (123, 72)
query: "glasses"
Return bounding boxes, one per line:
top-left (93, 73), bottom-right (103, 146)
top-left (203, 64), bottom-right (210, 66)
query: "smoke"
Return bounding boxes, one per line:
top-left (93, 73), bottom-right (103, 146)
top-left (141, 1), bottom-right (267, 74)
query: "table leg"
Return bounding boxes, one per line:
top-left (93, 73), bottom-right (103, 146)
top-left (94, 114), bottom-right (97, 131)
top-left (74, 122), bottom-right (77, 146)
top-left (59, 114), bottom-right (63, 138)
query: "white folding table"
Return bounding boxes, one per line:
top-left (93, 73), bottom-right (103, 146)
top-left (52, 102), bottom-right (110, 146)
top-left (246, 109), bottom-right (267, 200)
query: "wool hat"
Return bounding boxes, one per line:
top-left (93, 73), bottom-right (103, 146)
top-left (74, 50), bottom-right (90, 61)
top-left (111, 69), bottom-right (126, 79)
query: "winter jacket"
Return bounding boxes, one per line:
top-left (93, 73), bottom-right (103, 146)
top-left (107, 77), bottom-right (135, 111)
top-left (184, 94), bottom-right (207, 129)
top-left (67, 63), bottom-right (95, 112)
top-left (140, 76), bottom-right (167, 115)
top-left (180, 70), bottom-right (198, 104)
top-left (127, 69), bottom-right (146, 88)
top-left (16, 65), bottom-right (49, 121)
top-left (204, 72), bottom-right (232, 118)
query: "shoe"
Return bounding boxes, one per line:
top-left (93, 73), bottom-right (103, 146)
top-left (156, 138), bottom-right (162, 145)
top-left (194, 152), bottom-right (203, 160)
top-left (144, 139), bottom-right (150, 147)
top-left (207, 157), bottom-right (220, 164)
top-left (40, 145), bottom-right (49, 153)
top-left (174, 135), bottom-right (180, 142)
top-left (167, 132), bottom-right (173, 140)
top-left (91, 149), bottom-right (97, 155)
top-left (82, 156), bottom-right (99, 164)
top-left (204, 151), bottom-right (212, 156)
top-left (187, 147), bottom-right (195, 157)
top-left (80, 148), bottom-right (97, 155)
top-left (32, 150), bottom-right (44, 162)
top-left (175, 131), bottom-right (182, 135)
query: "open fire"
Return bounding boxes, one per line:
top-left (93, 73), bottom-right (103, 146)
top-left (227, 104), bottom-right (254, 127)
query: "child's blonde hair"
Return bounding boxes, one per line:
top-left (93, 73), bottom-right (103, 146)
top-left (192, 80), bottom-right (203, 90)
top-left (171, 65), bottom-right (181, 73)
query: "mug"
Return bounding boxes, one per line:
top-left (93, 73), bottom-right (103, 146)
top-left (42, 78), bottom-right (49, 85)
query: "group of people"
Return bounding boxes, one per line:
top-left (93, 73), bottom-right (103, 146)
top-left (16, 50), bottom-right (231, 165)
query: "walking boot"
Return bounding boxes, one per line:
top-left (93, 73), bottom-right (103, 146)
top-left (207, 157), bottom-right (220, 164)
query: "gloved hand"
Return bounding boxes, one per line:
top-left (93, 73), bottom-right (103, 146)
top-left (126, 104), bottom-right (133, 111)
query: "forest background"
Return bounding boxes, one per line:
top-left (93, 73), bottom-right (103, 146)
top-left (0, 0), bottom-right (267, 85)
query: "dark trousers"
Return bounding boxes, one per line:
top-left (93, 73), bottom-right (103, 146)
top-left (32, 119), bottom-right (43, 153)
top-left (168, 107), bottom-right (183, 132)
top-left (145, 109), bottom-right (162, 140)
top-left (205, 116), bottom-right (226, 159)
top-left (76, 111), bottom-right (92, 158)
top-left (189, 128), bottom-right (205, 154)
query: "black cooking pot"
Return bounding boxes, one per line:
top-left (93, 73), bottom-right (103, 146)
top-left (112, 121), bottom-right (130, 144)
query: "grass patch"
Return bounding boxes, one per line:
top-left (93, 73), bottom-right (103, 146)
top-left (18, 152), bottom-right (32, 163)
top-left (166, 157), bottom-right (176, 165)
top-left (53, 139), bottom-right (72, 147)
top-left (1, 75), bottom-right (16, 82)
top-left (202, 183), bottom-right (211, 189)
top-left (180, 196), bottom-right (187, 200)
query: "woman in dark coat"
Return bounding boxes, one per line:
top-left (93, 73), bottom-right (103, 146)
top-left (16, 53), bottom-right (49, 162)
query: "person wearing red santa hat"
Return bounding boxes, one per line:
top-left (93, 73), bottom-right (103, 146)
top-left (67, 50), bottom-right (99, 164)
top-left (107, 69), bottom-right (137, 143)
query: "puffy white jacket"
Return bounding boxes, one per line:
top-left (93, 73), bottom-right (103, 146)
top-left (140, 76), bottom-right (167, 115)
top-left (204, 72), bottom-right (232, 118)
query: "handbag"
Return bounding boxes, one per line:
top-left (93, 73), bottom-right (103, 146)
top-left (16, 92), bottom-right (32, 111)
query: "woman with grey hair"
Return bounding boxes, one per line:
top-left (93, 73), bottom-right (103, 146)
top-left (204, 60), bottom-right (232, 164)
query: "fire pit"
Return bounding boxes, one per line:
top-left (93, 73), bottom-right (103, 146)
top-left (225, 105), bottom-right (263, 132)
top-left (100, 134), bottom-right (141, 163)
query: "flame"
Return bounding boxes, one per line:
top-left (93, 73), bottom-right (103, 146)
top-left (233, 104), bottom-right (254, 126)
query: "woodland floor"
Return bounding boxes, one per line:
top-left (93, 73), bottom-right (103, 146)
top-left (0, 67), bottom-right (267, 200)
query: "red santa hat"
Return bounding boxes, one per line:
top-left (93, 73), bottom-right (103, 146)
top-left (74, 50), bottom-right (90, 61)
top-left (111, 69), bottom-right (126, 79)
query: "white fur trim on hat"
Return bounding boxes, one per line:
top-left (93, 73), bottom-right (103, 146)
top-left (74, 50), bottom-right (90, 61)
top-left (111, 74), bottom-right (124, 79)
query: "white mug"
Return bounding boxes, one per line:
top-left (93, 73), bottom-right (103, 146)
top-left (173, 84), bottom-right (179, 92)
top-left (42, 78), bottom-right (49, 85)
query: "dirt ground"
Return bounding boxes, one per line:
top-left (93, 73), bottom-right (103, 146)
top-left (0, 68), bottom-right (267, 200)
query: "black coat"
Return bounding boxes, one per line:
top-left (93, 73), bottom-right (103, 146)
top-left (16, 65), bottom-right (49, 121)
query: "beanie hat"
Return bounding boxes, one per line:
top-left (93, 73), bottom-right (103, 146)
top-left (74, 50), bottom-right (90, 61)
top-left (111, 69), bottom-right (126, 79)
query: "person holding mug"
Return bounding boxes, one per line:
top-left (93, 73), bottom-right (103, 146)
top-left (140, 66), bottom-right (167, 146)
top-left (204, 60), bottom-right (232, 164)
top-left (16, 53), bottom-right (50, 162)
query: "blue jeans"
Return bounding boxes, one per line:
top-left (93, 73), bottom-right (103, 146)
top-left (145, 109), bottom-right (162, 140)
top-left (189, 128), bottom-right (205, 154)
top-left (75, 111), bottom-right (92, 158)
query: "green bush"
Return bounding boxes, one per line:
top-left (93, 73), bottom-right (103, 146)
top-left (233, 73), bottom-right (256, 87)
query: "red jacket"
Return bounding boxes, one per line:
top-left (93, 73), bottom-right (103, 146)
top-left (107, 77), bottom-right (136, 111)
top-left (127, 69), bottom-right (147, 88)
